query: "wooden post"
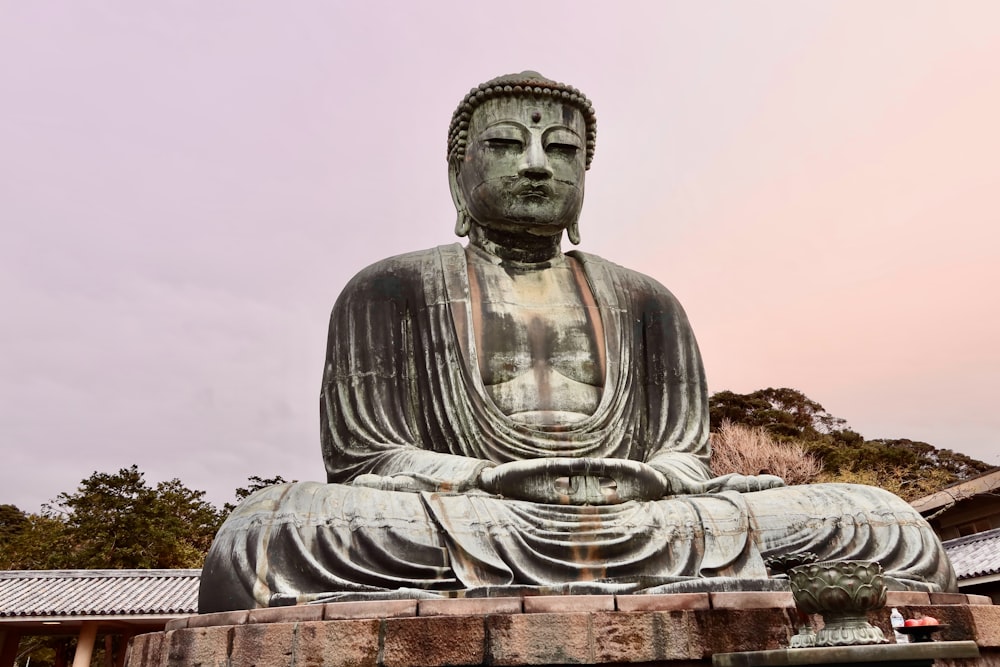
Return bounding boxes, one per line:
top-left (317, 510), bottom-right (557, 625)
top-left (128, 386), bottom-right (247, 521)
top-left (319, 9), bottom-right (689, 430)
top-left (104, 634), bottom-right (114, 667)
top-left (54, 639), bottom-right (69, 667)
top-left (0, 628), bottom-right (23, 667)
top-left (72, 622), bottom-right (99, 667)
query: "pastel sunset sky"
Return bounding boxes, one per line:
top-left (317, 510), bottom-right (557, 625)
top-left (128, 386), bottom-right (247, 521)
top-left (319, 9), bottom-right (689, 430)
top-left (2, 2), bottom-right (998, 511)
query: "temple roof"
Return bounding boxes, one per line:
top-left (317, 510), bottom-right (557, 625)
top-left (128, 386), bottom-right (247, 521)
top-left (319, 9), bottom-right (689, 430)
top-left (943, 527), bottom-right (1000, 583)
top-left (0, 569), bottom-right (199, 621)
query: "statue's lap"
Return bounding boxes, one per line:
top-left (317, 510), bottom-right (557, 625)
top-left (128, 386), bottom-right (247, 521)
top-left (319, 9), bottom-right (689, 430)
top-left (199, 480), bottom-right (951, 610)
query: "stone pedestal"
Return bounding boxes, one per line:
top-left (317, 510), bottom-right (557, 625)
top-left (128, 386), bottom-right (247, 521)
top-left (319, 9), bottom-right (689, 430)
top-left (124, 592), bottom-right (1000, 667)
top-left (714, 641), bottom-right (979, 667)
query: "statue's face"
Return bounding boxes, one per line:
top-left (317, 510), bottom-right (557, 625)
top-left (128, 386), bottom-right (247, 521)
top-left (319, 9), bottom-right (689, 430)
top-left (457, 96), bottom-right (586, 237)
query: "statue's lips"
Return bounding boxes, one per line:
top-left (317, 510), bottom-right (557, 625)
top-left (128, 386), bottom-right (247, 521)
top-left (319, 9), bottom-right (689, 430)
top-left (514, 183), bottom-right (553, 199)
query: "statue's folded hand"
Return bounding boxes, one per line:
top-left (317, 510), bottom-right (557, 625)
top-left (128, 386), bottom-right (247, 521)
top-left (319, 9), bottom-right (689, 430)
top-left (478, 458), bottom-right (669, 505)
top-left (698, 473), bottom-right (786, 494)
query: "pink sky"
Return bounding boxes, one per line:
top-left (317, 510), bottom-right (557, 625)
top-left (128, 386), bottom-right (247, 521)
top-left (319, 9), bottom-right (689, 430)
top-left (2, 2), bottom-right (998, 512)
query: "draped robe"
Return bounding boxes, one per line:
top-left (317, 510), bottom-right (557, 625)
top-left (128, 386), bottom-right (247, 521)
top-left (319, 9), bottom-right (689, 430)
top-left (199, 245), bottom-right (957, 612)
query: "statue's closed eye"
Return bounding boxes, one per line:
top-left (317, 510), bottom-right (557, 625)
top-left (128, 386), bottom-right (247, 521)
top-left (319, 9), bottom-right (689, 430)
top-left (485, 138), bottom-right (523, 150)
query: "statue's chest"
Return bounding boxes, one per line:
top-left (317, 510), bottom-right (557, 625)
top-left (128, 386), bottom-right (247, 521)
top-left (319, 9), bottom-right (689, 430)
top-left (467, 260), bottom-right (604, 389)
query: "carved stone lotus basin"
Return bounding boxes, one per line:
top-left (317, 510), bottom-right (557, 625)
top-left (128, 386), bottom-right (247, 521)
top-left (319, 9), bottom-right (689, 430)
top-left (789, 559), bottom-right (889, 646)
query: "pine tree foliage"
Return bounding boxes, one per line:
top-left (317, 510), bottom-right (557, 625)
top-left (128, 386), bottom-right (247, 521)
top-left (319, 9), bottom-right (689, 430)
top-left (43, 465), bottom-right (224, 568)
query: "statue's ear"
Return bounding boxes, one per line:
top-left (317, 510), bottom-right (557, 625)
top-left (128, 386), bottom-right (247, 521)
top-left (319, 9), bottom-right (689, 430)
top-left (448, 161), bottom-right (471, 237)
top-left (567, 219), bottom-right (581, 245)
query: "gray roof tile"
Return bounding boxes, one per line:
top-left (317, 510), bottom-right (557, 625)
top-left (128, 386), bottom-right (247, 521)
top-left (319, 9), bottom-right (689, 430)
top-left (943, 527), bottom-right (1000, 580)
top-left (0, 569), bottom-right (200, 617)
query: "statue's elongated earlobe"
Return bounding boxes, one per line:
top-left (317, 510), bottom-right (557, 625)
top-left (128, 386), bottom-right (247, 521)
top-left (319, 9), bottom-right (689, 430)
top-left (449, 162), bottom-right (473, 238)
top-left (455, 209), bottom-right (472, 237)
top-left (568, 219), bottom-right (581, 245)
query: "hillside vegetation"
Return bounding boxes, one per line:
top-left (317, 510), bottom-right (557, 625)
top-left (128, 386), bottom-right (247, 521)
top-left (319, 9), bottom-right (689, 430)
top-left (709, 387), bottom-right (994, 500)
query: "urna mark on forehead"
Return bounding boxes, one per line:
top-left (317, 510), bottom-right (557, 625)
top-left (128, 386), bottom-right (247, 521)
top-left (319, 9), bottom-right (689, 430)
top-left (469, 96), bottom-right (586, 137)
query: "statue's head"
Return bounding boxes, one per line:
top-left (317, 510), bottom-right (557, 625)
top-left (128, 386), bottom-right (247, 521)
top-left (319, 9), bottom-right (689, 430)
top-left (447, 72), bottom-right (597, 245)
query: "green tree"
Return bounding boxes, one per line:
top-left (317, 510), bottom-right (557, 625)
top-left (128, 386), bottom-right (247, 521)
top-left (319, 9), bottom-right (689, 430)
top-left (868, 439), bottom-right (991, 480)
top-left (0, 503), bottom-right (29, 540)
top-left (0, 511), bottom-right (70, 569)
top-left (709, 387), bottom-right (847, 440)
top-left (46, 465), bottom-right (223, 568)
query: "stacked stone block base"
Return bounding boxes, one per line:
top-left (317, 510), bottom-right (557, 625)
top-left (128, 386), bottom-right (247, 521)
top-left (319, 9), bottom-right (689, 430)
top-left (125, 592), bottom-right (1000, 667)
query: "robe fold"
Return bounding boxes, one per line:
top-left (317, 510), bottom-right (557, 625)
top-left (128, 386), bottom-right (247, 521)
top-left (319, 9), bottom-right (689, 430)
top-left (199, 245), bottom-right (956, 612)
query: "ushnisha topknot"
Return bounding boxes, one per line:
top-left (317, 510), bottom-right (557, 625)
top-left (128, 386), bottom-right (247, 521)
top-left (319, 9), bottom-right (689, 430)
top-left (448, 71), bottom-right (597, 170)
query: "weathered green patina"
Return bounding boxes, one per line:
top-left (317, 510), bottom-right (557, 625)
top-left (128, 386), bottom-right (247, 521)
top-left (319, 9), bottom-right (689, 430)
top-left (198, 72), bottom-right (957, 612)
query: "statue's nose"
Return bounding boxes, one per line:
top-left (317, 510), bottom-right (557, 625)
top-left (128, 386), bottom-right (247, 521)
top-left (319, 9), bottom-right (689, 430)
top-left (519, 139), bottom-right (553, 180)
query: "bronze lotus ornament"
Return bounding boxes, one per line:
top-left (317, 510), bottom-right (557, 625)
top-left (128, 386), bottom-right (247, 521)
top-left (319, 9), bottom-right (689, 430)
top-left (789, 560), bottom-right (889, 646)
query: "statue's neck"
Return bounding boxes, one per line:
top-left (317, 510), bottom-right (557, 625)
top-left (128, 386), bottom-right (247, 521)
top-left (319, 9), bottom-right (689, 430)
top-left (468, 224), bottom-right (563, 266)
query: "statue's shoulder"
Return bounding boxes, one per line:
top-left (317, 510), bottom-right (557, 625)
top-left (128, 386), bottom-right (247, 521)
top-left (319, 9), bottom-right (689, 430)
top-left (350, 244), bottom-right (454, 279)
top-left (570, 251), bottom-right (684, 311)
top-left (336, 244), bottom-right (459, 304)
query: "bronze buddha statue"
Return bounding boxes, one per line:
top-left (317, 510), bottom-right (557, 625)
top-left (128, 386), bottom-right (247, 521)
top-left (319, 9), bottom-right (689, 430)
top-left (198, 72), bottom-right (956, 612)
